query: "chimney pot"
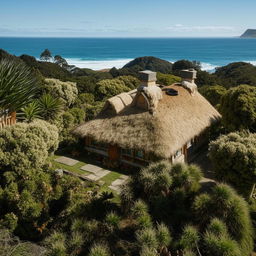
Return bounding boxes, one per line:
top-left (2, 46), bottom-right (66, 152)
top-left (180, 69), bottom-right (197, 83)
top-left (139, 70), bottom-right (157, 86)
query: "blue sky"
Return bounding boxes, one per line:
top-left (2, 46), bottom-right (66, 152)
top-left (0, 0), bottom-right (255, 37)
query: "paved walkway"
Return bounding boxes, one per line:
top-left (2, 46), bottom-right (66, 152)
top-left (108, 175), bottom-right (129, 194)
top-left (80, 164), bottom-right (111, 181)
top-left (54, 156), bottom-right (129, 193)
top-left (55, 156), bottom-right (79, 166)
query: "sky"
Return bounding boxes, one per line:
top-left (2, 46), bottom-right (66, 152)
top-left (0, 0), bottom-right (255, 37)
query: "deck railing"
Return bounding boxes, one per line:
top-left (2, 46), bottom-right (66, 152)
top-left (0, 111), bottom-right (16, 129)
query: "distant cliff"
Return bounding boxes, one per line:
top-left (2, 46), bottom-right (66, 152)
top-left (240, 29), bottom-right (256, 38)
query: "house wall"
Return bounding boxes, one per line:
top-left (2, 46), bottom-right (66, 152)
top-left (0, 112), bottom-right (16, 129)
top-left (83, 131), bottom-right (207, 168)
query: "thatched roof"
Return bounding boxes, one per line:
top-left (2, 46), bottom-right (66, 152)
top-left (102, 90), bottom-right (137, 114)
top-left (74, 84), bottom-right (221, 159)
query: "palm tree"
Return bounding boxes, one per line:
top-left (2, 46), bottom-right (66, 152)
top-left (0, 59), bottom-right (39, 113)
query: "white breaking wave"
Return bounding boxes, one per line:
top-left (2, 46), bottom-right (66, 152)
top-left (243, 60), bottom-right (256, 66)
top-left (66, 58), bottom-right (219, 72)
top-left (66, 58), bottom-right (133, 70)
top-left (200, 62), bottom-right (219, 72)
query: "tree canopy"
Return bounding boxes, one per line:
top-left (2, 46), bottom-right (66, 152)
top-left (219, 84), bottom-right (256, 131)
top-left (215, 62), bottom-right (256, 87)
top-left (209, 131), bottom-right (256, 196)
top-left (40, 49), bottom-right (52, 62)
top-left (199, 85), bottom-right (227, 106)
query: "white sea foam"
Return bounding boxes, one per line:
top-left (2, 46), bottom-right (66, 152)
top-left (243, 60), bottom-right (256, 66)
top-left (66, 57), bottom-right (219, 72)
top-left (66, 58), bottom-right (134, 70)
top-left (200, 62), bottom-right (218, 72)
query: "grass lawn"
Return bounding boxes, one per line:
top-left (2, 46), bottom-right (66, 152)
top-left (49, 154), bottom-right (129, 196)
top-left (49, 154), bottom-right (90, 176)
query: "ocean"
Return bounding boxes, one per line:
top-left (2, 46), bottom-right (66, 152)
top-left (0, 37), bottom-right (256, 71)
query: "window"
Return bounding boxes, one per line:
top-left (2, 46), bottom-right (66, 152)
top-left (91, 140), bottom-right (108, 150)
top-left (122, 148), bottom-right (133, 157)
top-left (174, 148), bottom-right (182, 159)
top-left (135, 150), bottom-right (144, 159)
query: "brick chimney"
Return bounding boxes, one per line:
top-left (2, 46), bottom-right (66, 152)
top-left (139, 70), bottom-right (157, 87)
top-left (180, 69), bottom-right (197, 83)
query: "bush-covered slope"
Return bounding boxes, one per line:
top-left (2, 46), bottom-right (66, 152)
top-left (215, 62), bottom-right (256, 87)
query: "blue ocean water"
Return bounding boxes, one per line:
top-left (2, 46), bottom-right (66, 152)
top-left (0, 37), bottom-right (256, 71)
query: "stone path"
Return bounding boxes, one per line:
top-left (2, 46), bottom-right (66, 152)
top-left (80, 164), bottom-right (110, 181)
top-left (109, 175), bottom-right (129, 194)
top-left (55, 156), bottom-right (79, 166)
top-left (54, 157), bottom-right (130, 192)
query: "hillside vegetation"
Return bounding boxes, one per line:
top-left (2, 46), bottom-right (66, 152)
top-left (1, 49), bottom-right (256, 255)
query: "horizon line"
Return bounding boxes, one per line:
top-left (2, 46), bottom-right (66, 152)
top-left (0, 36), bottom-right (242, 39)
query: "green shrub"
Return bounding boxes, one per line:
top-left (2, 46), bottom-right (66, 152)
top-left (209, 131), bottom-right (256, 195)
top-left (75, 93), bottom-right (95, 106)
top-left (157, 72), bottom-right (181, 85)
top-left (219, 85), bottom-right (256, 131)
top-left (0, 58), bottom-right (40, 112)
top-left (117, 75), bottom-right (140, 89)
top-left (44, 231), bottom-right (67, 256)
top-left (43, 78), bottom-right (78, 107)
top-left (180, 226), bottom-right (200, 250)
top-left (131, 200), bottom-right (149, 218)
top-left (215, 62), bottom-right (256, 87)
top-left (193, 184), bottom-right (253, 256)
top-left (105, 212), bottom-right (121, 229)
top-left (89, 243), bottom-right (110, 256)
top-left (0, 120), bottom-right (58, 173)
top-left (69, 231), bottom-right (84, 252)
top-left (156, 223), bottom-right (172, 248)
top-left (96, 78), bottom-right (130, 100)
top-left (199, 85), bottom-right (227, 106)
top-left (38, 94), bottom-right (63, 121)
top-left (136, 227), bottom-right (158, 249)
top-left (140, 247), bottom-right (159, 256)
top-left (68, 108), bottom-right (85, 125)
top-left (203, 232), bottom-right (241, 256)
top-left (206, 218), bottom-right (228, 238)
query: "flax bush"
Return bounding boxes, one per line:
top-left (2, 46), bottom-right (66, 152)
top-left (89, 243), bottom-right (110, 256)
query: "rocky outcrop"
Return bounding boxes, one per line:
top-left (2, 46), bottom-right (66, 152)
top-left (240, 29), bottom-right (256, 38)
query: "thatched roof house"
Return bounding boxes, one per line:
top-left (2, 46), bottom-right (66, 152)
top-left (74, 70), bottom-right (221, 168)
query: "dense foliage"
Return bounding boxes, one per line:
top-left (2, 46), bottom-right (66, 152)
top-left (0, 120), bottom-right (59, 173)
top-left (0, 120), bottom-right (93, 241)
top-left (215, 62), bottom-right (256, 87)
top-left (209, 131), bottom-right (256, 196)
top-left (172, 60), bottom-right (201, 72)
top-left (120, 162), bottom-right (253, 256)
top-left (40, 49), bottom-right (52, 62)
top-left (219, 85), bottom-right (256, 131)
top-left (43, 78), bottom-right (78, 107)
top-left (0, 59), bottom-right (39, 112)
top-left (156, 72), bottom-right (181, 85)
top-left (111, 56), bottom-right (173, 77)
top-left (1, 49), bottom-right (256, 256)
top-left (199, 85), bottom-right (227, 106)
